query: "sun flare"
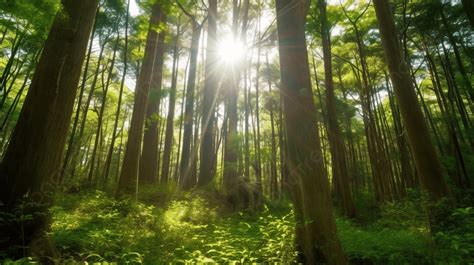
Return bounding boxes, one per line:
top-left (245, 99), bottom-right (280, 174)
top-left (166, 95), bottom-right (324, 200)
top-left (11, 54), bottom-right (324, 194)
top-left (217, 37), bottom-right (246, 64)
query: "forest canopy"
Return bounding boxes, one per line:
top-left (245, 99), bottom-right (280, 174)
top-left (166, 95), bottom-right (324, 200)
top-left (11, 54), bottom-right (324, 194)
top-left (0, 0), bottom-right (473, 263)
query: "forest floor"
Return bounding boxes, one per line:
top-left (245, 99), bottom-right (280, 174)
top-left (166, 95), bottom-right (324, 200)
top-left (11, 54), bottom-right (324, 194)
top-left (4, 186), bottom-right (473, 264)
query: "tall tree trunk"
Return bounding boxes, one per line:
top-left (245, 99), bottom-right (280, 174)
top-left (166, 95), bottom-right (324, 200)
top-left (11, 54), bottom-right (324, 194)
top-left (70, 38), bottom-right (108, 180)
top-left (198, 0), bottom-right (218, 187)
top-left (180, 21), bottom-right (202, 189)
top-left (266, 53), bottom-right (278, 199)
top-left (386, 75), bottom-right (415, 189)
top-left (373, 0), bottom-right (449, 200)
top-left (241, 0), bottom-right (251, 183)
top-left (89, 31), bottom-right (120, 184)
top-left (139, 12), bottom-right (167, 185)
top-left (223, 0), bottom-right (241, 193)
top-left (318, 0), bottom-right (356, 218)
top-left (103, 0), bottom-right (130, 185)
top-left (174, 58), bottom-right (188, 181)
top-left (117, 3), bottom-right (162, 196)
top-left (0, 0), bottom-right (98, 257)
top-left (59, 9), bottom-right (98, 183)
top-left (275, 0), bottom-right (346, 263)
top-left (254, 16), bottom-right (263, 198)
top-left (161, 22), bottom-right (181, 184)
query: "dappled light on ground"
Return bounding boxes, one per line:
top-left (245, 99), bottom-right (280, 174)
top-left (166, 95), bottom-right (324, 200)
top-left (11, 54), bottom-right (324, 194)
top-left (37, 188), bottom-right (473, 264)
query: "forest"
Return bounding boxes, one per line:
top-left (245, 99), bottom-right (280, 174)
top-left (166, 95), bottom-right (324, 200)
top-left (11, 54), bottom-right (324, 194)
top-left (0, 0), bottom-right (473, 263)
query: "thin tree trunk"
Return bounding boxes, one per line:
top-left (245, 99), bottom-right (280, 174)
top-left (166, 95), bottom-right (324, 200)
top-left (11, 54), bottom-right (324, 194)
top-left (180, 20), bottom-right (202, 189)
top-left (266, 53), bottom-right (278, 199)
top-left (161, 22), bottom-right (181, 184)
top-left (70, 37), bottom-right (108, 180)
top-left (88, 30), bottom-right (120, 184)
top-left (103, 0), bottom-right (130, 185)
top-left (174, 56), bottom-right (188, 182)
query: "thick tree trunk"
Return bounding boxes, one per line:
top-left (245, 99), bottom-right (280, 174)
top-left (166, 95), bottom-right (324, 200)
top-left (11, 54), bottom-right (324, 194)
top-left (275, 0), bottom-right (346, 264)
top-left (0, 0), bottom-right (98, 257)
top-left (373, 0), bottom-right (449, 200)
top-left (198, 0), bottom-right (218, 187)
top-left (117, 3), bottom-right (162, 196)
top-left (59, 10), bottom-right (98, 183)
top-left (223, 0), bottom-right (241, 193)
top-left (138, 11), bottom-right (167, 185)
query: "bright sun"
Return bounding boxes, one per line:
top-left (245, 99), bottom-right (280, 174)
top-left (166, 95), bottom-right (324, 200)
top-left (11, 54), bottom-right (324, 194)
top-left (217, 37), bottom-right (246, 64)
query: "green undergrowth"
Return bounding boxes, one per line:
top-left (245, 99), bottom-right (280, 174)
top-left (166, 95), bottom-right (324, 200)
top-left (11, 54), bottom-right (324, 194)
top-left (50, 188), bottom-right (297, 263)
top-left (3, 186), bottom-right (473, 264)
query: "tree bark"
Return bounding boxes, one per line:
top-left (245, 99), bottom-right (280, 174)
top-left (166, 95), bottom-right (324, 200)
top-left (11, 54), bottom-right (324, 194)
top-left (275, 0), bottom-right (347, 263)
top-left (373, 0), bottom-right (449, 200)
top-left (198, 0), bottom-right (218, 187)
top-left (59, 9), bottom-right (98, 183)
top-left (223, 0), bottom-right (244, 194)
top-left (0, 0), bottom-right (98, 257)
top-left (138, 11), bottom-right (167, 185)
top-left (318, 0), bottom-right (356, 218)
top-left (117, 3), bottom-right (162, 196)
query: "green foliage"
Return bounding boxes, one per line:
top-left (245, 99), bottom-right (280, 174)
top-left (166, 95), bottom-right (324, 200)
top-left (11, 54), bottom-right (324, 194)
top-left (337, 218), bottom-right (432, 264)
top-left (375, 192), bottom-right (429, 232)
top-left (46, 189), bottom-right (297, 263)
top-left (435, 207), bottom-right (474, 263)
top-left (338, 191), bottom-right (474, 264)
top-left (3, 187), bottom-right (474, 264)
top-left (51, 191), bottom-right (157, 263)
